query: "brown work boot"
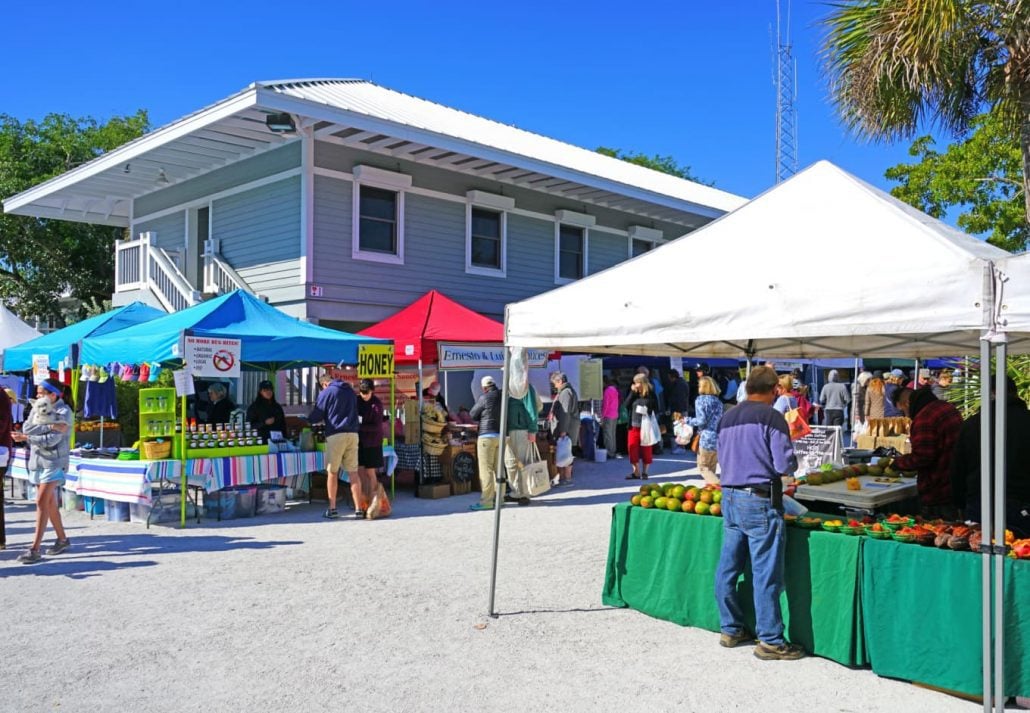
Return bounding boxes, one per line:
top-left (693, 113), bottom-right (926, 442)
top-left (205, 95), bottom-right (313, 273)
top-left (753, 641), bottom-right (805, 660)
top-left (719, 631), bottom-right (754, 648)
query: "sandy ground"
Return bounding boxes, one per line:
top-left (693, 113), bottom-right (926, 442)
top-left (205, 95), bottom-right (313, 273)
top-left (0, 448), bottom-right (1019, 713)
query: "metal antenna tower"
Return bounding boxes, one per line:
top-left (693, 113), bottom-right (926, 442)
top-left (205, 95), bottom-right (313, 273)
top-left (775, 0), bottom-right (798, 182)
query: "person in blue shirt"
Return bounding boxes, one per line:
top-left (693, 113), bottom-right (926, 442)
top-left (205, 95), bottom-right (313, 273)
top-left (308, 373), bottom-right (361, 519)
top-left (686, 376), bottom-right (724, 484)
top-left (714, 366), bottom-right (804, 661)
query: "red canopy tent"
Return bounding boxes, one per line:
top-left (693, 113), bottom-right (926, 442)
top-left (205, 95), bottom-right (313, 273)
top-left (358, 290), bottom-right (503, 364)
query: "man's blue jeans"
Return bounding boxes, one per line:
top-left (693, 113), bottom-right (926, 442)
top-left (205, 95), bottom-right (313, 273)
top-left (714, 487), bottom-right (786, 645)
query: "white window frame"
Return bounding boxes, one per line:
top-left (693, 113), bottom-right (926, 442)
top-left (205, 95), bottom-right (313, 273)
top-left (627, 225), bottom-right (663, 259)
top-left (351, 165), bottom-right (410, 265)
top-left (554, 223), bottom-right (588, 284)
top-left (465, 190), bottom-right (513, 277)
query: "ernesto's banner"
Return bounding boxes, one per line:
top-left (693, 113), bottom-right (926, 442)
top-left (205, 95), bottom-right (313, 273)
top-left (437, 343), bottom-right (549, 371)
top-left (184, 336), bottom-right (242, 378)
top-left (358, 344), bottom-right (395, 378)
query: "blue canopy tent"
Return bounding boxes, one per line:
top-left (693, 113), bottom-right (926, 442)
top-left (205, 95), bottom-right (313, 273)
top-left (4, 301), bottom-right (164, 371)
top-left (79, 290), bottom-right (388, 369)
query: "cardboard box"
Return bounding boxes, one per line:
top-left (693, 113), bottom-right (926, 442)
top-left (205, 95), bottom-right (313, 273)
top-left (418, 483), bottom-right (451, 499)
top-left (855, 435), bottom-right (878, 451)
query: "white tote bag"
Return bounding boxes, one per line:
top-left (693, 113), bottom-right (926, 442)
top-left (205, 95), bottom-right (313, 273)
top-left (639, 412), bottom-right (661, 447)
top-left (517, 443), bottom-right (551, 497)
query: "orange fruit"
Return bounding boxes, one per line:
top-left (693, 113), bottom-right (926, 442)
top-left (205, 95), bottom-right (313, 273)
top-left (699, 490), bottom-right (713, 504)
top-left (641, 496), bottom-right (654, 509)
top-left (630, 495), bottom-right (642, 506)
top-left (685, 487), bottom-right (700, 501)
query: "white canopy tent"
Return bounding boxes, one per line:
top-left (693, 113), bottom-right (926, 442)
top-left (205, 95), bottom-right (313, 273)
top-left (0, 305), bottom-right (41, 359)
top-left (506, 161), bottom-right (1007, 359)
top-left (492, 161), bottom-right (1023, 711)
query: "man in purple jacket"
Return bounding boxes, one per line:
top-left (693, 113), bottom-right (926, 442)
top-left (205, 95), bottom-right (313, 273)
top-left (309, 373), bottom-right (361, 519)
top-left (714, 366), bottom-right (803, 660)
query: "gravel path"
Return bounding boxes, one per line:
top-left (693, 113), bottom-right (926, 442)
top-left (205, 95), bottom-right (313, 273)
top-left (0, 450), bottom-right (1013, 713)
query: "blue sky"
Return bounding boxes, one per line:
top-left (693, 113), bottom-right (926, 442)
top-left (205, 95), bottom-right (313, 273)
top-left (3, 1), bottom-right (931, 200)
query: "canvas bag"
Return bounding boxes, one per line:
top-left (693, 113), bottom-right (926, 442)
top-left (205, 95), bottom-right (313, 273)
top-left (515, 442), bottom-right (551, 497)
top-left (639, 412), bottom-right (661, 447)
top-left (366, 483), bottom-right (392, 519)
top-left (784, 406), bottom-right (812, 441)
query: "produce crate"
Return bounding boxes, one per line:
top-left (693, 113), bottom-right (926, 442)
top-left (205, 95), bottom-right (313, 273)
top-left (256, 486), bottom-right (287, 515)
top-left (417, 483), bottom-right (450, 499)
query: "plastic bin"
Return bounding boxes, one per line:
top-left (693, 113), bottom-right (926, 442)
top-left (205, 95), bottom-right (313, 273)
top-left (594, 448), bottom-right (608, 463)
top-left (105, 500), bottom-right (131, 522)
top-left (132, 498), bottom-right (198, 524)
top-left (256, 486), bottom-right (286, 515)
top-left (82, 496), bottom-right (105, 515)
top-left (61, 488), bottom-right (82, 512)
top-left (204, 491), bottom-right (236, 520)
top-left (234, 486), bottom-right (257, 518)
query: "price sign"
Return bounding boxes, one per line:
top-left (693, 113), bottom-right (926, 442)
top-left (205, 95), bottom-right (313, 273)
top-left (452, 451), bottom-right (477, 483)
top-left (32, 354), bottom-right (50, 385)
top-left (792, 425), bottom-right (843, 473)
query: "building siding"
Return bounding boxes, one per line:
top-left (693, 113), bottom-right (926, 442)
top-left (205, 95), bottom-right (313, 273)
top-left (588, 231), bottom-right (627, 275)
top-left (212, 176), bottom-right (301, 268)
top-left (135, 211), bottom-right (185, 252)
top-left (133, 143), bottom-right (301, 218)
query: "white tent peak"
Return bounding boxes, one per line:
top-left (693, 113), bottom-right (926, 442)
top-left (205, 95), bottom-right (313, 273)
top-left (0, 305), bottom-right (42, 355)
top-left (506, 160), bottom-right (1011, 358)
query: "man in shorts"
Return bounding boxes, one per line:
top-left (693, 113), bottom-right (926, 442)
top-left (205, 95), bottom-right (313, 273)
top-left (308, 373), bottom-right (361, 519)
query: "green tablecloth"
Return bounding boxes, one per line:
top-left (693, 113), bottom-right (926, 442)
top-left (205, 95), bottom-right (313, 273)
top-left (602, 503), bottom-right (866, 666)
top-left (862, 538), bottom-right (1030, 697)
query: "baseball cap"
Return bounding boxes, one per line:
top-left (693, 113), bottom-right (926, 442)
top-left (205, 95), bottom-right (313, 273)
top-left (258, 380), bottom-right (274, 391)
top-left (918, 368), bottom-right (931, 380)
top-left (890, 368), bottom-right (905, 378)
top-left (359, 378), bottom-right (375, 393)
top-left (481, 375), bottom-right (496, 388)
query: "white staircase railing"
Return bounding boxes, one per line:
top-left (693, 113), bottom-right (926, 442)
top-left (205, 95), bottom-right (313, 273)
top-left (114, 232), bottom-right (200, 311)
top-left (203, 239), bottom-right (253, 295)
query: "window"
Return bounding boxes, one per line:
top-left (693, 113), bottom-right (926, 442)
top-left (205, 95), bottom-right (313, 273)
top-left (351, 165), bottom-right (409, 265)
top-left (358, 186), bottom-right (398, 254)
top-left (466, 206), bottom-right (505, 275)
top-left (557, 224), bottom-right (585, 281)
top-left (631, 238), bottom-right (652, 257)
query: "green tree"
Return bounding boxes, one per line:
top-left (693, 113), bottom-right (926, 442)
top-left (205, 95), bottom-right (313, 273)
top-left (886, 113), bottom-right (1027, 251)
top-left (821, 1), bottom-right (1030, 234)
top-left (596, 147), bottom-right (712, 185)
top-left (0, 111), bottom-right (149, 322)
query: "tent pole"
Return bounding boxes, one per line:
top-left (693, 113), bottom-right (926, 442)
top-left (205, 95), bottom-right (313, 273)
top-left (979, 338), bottom-right (993, 713)
top-left (992, 342), bottom-right (1007, 713)
top-left (851, 357), bottom-right (860, 447)
top-left (416, 360), bottom-right (423, 496)
top-left (487, 323), bottom-right (512, 617)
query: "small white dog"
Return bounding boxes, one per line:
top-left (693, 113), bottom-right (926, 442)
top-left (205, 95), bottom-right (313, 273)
top-left (30, 396), bottom-right (60, 426)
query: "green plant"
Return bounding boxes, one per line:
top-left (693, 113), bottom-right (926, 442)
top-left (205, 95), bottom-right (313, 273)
top-left (944, 356), bottom-right (1030, 417)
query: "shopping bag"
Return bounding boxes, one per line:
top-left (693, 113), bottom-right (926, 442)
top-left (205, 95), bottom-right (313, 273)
top-left (518, 443), bottom-right (551, 497)
top-left (366, 483), bottom-right (392, 519)
top-left (555, 435), bottom-right (574, 467)
top-left (689, 433), bottom-right (701, 453)
top-left (639, 412), bottom-right (660, 447)
top-left (784, 407), bottom-right (811, 441)
top-left (673, 421), bottom-right (694, 446)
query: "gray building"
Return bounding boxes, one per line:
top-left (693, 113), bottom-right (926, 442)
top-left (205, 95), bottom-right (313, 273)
top-left (3, 79), bottom-right (745, 331)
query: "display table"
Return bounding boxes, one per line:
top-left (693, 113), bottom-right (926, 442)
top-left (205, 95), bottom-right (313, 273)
top-left (602, 503), bottom-right (866, 666)
top-left (862, 538), bottom-right (1030, 698)
top-left (603, 503), bottom-right (1030, 697)
top-left (794, 475), bottom-right (918, 510)
top-left (185, 450), bottom-right (324, 492)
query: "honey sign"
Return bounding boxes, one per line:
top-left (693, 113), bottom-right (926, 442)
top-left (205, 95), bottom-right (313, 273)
top-left (358, 344), bottom-right (395, 378)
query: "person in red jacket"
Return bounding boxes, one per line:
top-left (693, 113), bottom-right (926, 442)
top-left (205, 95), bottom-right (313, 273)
top-left (891, 387), bottom-right (963, 518)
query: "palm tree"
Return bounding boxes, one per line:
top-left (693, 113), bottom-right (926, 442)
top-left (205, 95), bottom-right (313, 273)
top-left (822, 0), bottom-right (1030, 230)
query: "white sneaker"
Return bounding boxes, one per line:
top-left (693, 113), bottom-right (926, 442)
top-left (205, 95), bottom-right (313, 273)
top-left (550, 477), bottom-right (560, 487)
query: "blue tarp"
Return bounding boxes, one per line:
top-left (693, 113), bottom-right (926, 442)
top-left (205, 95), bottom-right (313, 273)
top-left (4, 302), bottom-right (164, 371)
top-left (79, 290), bottom-right (388, 369)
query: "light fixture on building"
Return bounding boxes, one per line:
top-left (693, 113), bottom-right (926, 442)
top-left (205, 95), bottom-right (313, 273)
top-left (157, 168), bottom-right (170, 185)
top-left (265, 112), bottom-right (296, 133)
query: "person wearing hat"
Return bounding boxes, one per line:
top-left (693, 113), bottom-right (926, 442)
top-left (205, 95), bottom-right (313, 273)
top-left (469, 375), bottom-right (503, 510)
top-left (355, 379), bottom-right (385, 513)
top-left (818, 370), bottom-right (850, 428)
top-left (883, 369), bottom-right (905, 417)
top-left (247, 379), bottom-right (286, 442)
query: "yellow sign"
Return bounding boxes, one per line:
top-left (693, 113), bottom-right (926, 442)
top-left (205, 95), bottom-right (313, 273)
top-left (358, 344), bottom-right (395, 378)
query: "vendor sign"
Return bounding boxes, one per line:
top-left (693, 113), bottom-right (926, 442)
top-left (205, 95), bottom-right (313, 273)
top-left (358, 344), bottom-right (395, 378)
top-left (184, 336), bottom-right (242, 378)
top-left (437, 343), bottom-right (548, 371)
top-left (793, 425), bottom-right (843, 473)
top-left (32, 354), bottom-right (49, 384)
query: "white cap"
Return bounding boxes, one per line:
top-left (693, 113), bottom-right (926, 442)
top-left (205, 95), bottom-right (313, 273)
top-left (481, 375), bottom-right (496, 388)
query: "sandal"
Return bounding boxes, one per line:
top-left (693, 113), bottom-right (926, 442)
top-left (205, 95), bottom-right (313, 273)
top-left (641, 473), bottom-right (650, 479)
top-left (626, 473), bottom-right (640, 480)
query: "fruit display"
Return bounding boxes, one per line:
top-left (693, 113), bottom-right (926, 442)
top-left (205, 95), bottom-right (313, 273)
top-left (822, 519), bottom-right (844, 532)
top-left (796, 517), bottom-right (823, 528)
top-left (803, 458), bottom-right (915, 486)
top-left (864, 522), bottom-right (891, 539)
top-left (627, 482), bottom-right (722, 517)
top-left (1010, 539), bottom-right (1030, 559)
top-left (882, 513), bottom-right (915, 530)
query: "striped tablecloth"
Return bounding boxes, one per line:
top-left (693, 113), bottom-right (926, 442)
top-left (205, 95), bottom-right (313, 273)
top-left (185, 451), bottom-right (325, 492)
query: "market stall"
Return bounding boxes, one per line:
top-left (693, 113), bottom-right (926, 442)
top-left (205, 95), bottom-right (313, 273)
top-left (359, 290), bottom-right (506, 496)
top-left (497, 160), bottom-right (1024, 704)
top-left (77, 290), bottom-right (389, 524)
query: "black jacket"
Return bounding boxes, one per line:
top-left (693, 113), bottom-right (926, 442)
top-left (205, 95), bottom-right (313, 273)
top-left (469, 386), bottom-right (502, 434)
top-left (206, 397), bottom-right (236, 425)
top-left (950, 394), bottom-right (1030, 513)
top-left (246, 397), bottom-right (286, 440)
top-left (623, 391), bottom-right (659, 428)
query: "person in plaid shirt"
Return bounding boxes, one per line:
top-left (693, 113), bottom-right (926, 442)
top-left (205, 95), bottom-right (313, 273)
top-left (891, 387), bottom-right (963, 518)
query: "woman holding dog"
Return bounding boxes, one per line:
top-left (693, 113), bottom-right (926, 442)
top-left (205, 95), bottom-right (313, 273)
top-left (11, 377), bottom-right (73, 564)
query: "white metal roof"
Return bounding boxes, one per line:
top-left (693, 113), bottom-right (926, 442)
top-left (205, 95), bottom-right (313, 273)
top-left (3, 79), bottom-right (745, 228)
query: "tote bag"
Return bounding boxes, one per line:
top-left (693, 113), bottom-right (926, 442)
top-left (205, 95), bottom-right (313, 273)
top-left (517, 443), bottom-right (551, 497)
top-left (639, 412), bottom-right (661, 447)
top-left (785, 407), bottom-right (812, 441)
